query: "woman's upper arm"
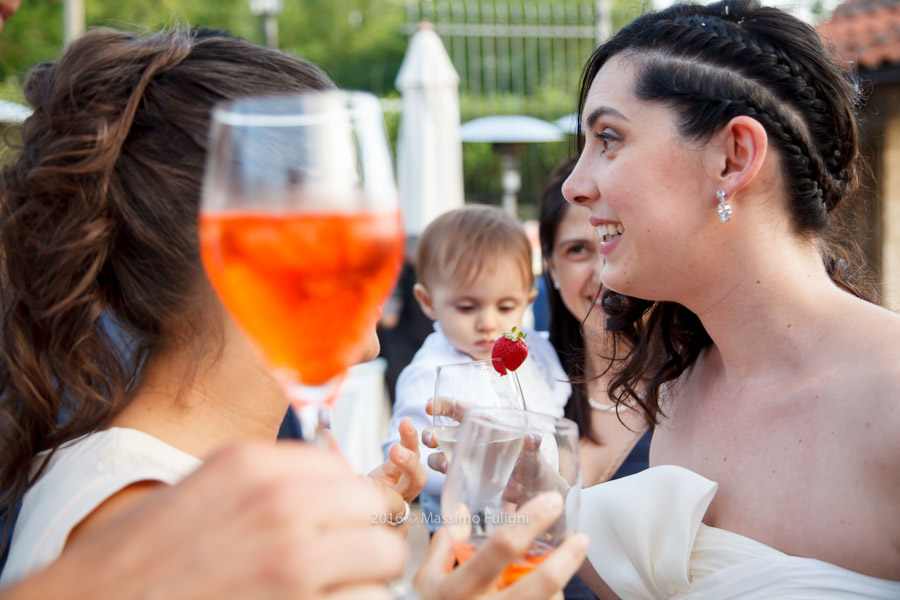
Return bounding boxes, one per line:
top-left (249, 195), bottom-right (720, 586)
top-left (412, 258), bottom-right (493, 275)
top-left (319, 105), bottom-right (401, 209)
top-left (577, 557), bottom-right (621, 600)
top-left (65, 480), bottom-right (167, 550)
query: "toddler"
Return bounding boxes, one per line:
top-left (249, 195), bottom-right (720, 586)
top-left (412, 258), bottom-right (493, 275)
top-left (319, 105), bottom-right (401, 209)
top-left (383, 205), bottom-right (570, 531)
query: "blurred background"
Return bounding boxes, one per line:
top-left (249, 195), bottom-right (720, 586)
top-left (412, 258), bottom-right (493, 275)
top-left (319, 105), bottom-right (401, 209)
top-left (1, 0), bottom-right (897, 304)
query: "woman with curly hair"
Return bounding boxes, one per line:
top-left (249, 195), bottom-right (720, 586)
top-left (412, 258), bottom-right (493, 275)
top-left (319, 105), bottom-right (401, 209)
top-left (0, 27), bottom-right (591, 597)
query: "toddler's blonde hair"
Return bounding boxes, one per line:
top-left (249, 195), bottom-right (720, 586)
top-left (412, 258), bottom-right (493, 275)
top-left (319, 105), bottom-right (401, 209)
top-left (416, 205), bottom-right (533, 292)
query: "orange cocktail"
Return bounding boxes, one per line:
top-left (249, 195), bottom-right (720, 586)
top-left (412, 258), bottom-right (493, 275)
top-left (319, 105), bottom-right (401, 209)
top-left (200, 210), bottom-right (403, 392)
top-left (454, 538), bottom-right (554, 589)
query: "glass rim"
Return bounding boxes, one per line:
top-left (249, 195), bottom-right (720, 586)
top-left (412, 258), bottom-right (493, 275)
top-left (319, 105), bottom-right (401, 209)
top-left (211, 89), bottom-right (380, 128)
top-left (462, 406), bottom-right (579, 435)
top-left (435, 358), bottom-right (503, 370)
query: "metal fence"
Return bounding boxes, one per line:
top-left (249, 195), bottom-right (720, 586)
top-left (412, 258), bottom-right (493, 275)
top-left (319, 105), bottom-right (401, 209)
top-left (404, 0), bottom-right (606, 121)
top-left (402, 0), bottom-right (610, 211)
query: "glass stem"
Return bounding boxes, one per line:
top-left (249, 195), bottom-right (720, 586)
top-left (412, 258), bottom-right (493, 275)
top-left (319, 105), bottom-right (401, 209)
top-left (296, 403), bottom-right (332, 445)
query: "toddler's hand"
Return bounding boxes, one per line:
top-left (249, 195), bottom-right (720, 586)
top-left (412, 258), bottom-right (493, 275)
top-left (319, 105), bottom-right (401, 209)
top-left (367, 417), bottom-right (426, 504)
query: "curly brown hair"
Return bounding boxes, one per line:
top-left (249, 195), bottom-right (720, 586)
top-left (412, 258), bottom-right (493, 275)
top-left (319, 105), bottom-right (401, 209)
top-left (0, 27), bottom-right (334, 540)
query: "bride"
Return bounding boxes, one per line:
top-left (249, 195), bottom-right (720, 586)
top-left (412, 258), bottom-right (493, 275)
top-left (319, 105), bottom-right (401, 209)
top-left (563, 0), bottom-right (900, 597)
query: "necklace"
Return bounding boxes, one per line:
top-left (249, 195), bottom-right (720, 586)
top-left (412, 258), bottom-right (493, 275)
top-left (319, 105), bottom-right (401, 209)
top-left (587, 396), bottom-right (636, 413)
top-left (597, 424), bottom-right (648, 484)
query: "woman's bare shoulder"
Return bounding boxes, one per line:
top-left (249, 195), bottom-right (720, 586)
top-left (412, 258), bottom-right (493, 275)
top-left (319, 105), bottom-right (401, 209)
top-left (853, 299), bottom-right (900, 361)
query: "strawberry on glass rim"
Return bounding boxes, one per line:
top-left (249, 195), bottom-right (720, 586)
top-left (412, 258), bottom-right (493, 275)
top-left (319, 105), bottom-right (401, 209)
top-left (491, 327), bottom-right (528, 375)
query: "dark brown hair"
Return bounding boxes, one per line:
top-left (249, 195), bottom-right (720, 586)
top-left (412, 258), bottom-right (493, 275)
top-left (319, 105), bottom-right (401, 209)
top-left (575, 0), bottom-right (878, 424)
top-left (416, 205), bottom-right (534, 292)
top-left (0, 28), bottom-right (334, 536)
top-left (539, 156), bottom-right (594, 440)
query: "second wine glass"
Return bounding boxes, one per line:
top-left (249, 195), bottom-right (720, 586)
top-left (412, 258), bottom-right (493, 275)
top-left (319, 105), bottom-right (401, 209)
top-left (199, 90), bottom-right (404, 440)
top-left (432, 359), bottom-right (525, 460)
top-left (441, 407), bottom-right (581, 589)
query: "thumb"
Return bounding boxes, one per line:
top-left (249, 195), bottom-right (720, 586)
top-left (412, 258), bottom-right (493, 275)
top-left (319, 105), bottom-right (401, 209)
top-left (321, 429), bottom-right (342, 455)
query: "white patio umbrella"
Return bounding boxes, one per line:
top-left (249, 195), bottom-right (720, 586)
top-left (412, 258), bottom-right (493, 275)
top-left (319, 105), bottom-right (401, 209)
top-left (554, 113), bottom-right (580, 135)
top-left (0, 100), bottom-right (32, 124)
top-left (459, 115), bottom-right (563, 216)
top-left (395, 22), bottom-right (464, 237)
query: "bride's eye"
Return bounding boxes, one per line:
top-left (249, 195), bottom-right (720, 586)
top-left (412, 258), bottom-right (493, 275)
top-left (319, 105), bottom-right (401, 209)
top-left (595, 130), bottom-right (620, 154)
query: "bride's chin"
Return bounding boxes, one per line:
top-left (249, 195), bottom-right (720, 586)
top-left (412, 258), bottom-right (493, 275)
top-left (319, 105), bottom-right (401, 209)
top-left (599, 274), bottom-right (628, 298)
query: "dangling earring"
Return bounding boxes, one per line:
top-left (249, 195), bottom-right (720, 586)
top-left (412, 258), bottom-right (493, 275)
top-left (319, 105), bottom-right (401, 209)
top-left (553, 279), bottom-right (561, 290)
top-left (717, 189), bottom-right (732, 223)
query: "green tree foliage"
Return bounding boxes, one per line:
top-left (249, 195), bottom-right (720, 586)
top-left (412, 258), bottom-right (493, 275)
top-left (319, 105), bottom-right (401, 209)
top-left (0, 0), bottom-right (650, 209)
top-left (280, 0), bottom-right (407, 94)
top-left (0, 1), bottom-right (63, 85)
top-left (0, 0), bottom-right (408, 100)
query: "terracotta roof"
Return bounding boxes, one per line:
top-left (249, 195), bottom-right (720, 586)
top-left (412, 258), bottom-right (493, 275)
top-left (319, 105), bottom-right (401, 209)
top-left (816, 0), bottom-right (900, 70)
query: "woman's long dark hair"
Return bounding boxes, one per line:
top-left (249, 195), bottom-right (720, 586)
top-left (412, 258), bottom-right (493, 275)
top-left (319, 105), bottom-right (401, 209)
top-left (0, 28), bottom-right (334, 543)
top-left (574, 0), bottom-right (878, 424)
top-left (539, 156), bottom-right (598, 441)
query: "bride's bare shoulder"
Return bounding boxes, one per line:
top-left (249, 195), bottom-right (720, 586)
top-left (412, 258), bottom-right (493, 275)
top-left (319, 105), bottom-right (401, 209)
top-left (826, 299), bottom-right (900, 396)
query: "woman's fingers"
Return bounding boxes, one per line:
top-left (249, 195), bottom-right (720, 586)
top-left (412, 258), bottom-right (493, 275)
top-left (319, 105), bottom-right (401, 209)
top-left (327, 586), bottom-right (395, 600)
top-left (417, 492), bottom-right (568, 600)
top-left (497, 533), bottom-right (590, 600)
top-left (321, 429), bottom-right (344, 455)
top-left (380, 484), bottom-right (411, 526)
top-left (411, 527), bottom-right (458, 596)
top-left (457, 492), bottom-right (564, 587)
top-left (244, 476), bottom-right (389, 532)
top-left (426, 451), bottom-right (448, 474)
top-left (64, 442), bottom-right (405, 600)
top-left (303, 527), bottom-right (406, 590)
top-left (430, 398), bottom-right (469, 422)
top-left (422, 426), bottom-right (438, 449)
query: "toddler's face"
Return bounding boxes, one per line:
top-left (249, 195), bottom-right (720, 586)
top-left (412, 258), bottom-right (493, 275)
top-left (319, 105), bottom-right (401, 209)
top-left (417, 257), bottom-right (536, 360)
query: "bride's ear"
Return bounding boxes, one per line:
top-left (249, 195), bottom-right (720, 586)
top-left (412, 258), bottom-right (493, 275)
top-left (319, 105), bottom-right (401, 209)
top-left (712, 115), bottom-right (768, 195)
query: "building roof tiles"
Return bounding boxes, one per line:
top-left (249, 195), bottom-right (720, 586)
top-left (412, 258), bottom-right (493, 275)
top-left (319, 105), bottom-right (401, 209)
top-left (817, 0), bottom-right (900, 70)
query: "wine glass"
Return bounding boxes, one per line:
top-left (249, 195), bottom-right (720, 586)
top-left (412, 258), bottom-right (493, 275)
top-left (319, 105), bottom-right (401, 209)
top-left (432, 359), bottom-right (526, 460)
top-left (441, 407), bottom-right (581, 589)
top-left (199, 90), bottom-right (404, 441)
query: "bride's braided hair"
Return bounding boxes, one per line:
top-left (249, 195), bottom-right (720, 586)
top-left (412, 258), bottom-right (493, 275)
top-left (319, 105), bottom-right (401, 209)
top-left (575, 0), bottom-right (876, 421)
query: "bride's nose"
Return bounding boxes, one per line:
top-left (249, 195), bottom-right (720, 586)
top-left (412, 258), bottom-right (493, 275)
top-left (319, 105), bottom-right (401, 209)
top-left (562, 156), bottom-right (598, 207)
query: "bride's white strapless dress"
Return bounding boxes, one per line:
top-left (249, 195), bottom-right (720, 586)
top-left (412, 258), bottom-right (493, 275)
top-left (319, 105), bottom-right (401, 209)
top-left (577, 466), bottom-right (900, 599)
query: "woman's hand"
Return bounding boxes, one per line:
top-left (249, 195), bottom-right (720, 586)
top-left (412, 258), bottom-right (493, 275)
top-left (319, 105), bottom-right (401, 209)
top-left (502, 433), bottom-right (571, 503)
top-left (412, 492), bottom-right (589, 600)
top-left (21, 442), bottom-right (405, 600)
top-left (422, 398), bottom-right (453, 474)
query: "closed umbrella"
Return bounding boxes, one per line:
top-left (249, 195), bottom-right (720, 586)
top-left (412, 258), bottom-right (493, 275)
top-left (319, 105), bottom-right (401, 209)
top-left (395, 22), bottom-right (464, 236)
top-left (0, 100), bottom-right (32, 124)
